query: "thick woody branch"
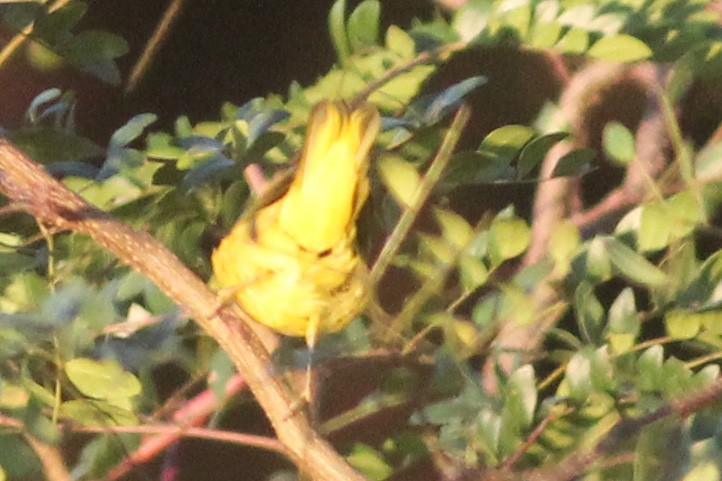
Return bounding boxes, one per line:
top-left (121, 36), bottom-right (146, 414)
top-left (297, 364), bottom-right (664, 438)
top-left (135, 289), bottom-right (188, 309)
top-left (0, 138), bottom-right (366, 481)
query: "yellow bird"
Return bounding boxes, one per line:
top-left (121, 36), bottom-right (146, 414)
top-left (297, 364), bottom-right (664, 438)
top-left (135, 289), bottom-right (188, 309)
top-left (212, 100), bottom-right (380, 351)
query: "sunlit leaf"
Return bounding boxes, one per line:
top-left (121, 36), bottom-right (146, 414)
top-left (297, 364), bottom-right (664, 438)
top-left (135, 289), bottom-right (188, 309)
top-left (488, 215), bottom-right (530, 265)
top-left (478, 125), bottom-right (535, 165)
top-left (347, 443), bottom-right (393, 481)
top-left (378, 155), bottom-right (421, 207)
top-left (529, 20), bottom-right (562, 49)
top-left (348, 0), bottom-right (379, 52)
top-left (555, 28), bottom-right (588, 54)
top-left (328, 0), bottom-right (350, 63)
top-left (386, 24), bottom-right (415, 58)
top-left (565, 349), bottom-right (593, 402)
top-left (665, 310), bottom-right (702, 339)
top-left (602, 121), bottom-right (635, 165)
top-left (604, 237), bottom-right (668, 287)
top-left (59, 399), bottom-right (138, 426)
top-left (588, 34), bottom-right (653, 62)
top-left (434, 208), bottom-right (473, 248)
top-left (504, 365), bottom-right (536, 428)
top-left (65, 358), bottom-right (141, 400)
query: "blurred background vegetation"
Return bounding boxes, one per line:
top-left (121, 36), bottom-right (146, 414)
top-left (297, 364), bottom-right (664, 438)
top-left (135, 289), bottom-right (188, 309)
top-left (1, 1), bottom-right (722, 480)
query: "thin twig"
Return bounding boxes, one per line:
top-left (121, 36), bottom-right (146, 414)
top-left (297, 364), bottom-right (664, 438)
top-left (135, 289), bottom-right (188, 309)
top-left (0, 0), bottom-right (73, 69)
top-left (350, 42), bottom-right (467, 108)
top-left (519, 376), bottom-right (722, 481)
top-left (501, 406), bottom-right (574, 470)
top-left (370, 104), bottom-right (471, 288)
top-left (101, 374), bottom-right (247, 481)
top-left (23, 434), bottom-right (71, 481)
top-left (73, 423), bottom-right (286, 456)
top-left (125, 0), bottom-right (187, 94)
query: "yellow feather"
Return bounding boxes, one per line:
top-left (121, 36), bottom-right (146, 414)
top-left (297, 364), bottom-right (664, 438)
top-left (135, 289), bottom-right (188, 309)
top-left (211, 101), bottom-right (380, 346)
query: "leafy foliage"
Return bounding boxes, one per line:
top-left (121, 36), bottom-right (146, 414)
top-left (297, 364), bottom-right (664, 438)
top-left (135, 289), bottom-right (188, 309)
top-left (1, 0), bottom-right (722, 480)
top-left (0, 0), bottom-right (128, 84)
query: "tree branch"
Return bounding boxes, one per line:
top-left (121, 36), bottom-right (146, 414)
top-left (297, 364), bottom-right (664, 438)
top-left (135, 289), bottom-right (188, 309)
top-left (0, 138), bottom-right (366, 481)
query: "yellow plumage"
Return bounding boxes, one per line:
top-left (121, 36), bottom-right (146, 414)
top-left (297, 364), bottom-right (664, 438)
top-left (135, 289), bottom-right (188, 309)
top-left (211, 100), bottom-right (380, 348)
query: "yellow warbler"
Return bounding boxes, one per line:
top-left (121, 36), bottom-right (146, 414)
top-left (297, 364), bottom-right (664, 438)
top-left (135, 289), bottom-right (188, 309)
top-left (212, 100), bottom-right (380, 350)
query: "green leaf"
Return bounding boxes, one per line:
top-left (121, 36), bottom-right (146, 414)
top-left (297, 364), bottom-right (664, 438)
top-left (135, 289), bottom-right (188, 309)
top-left (347, 0), bottom-right (380, 52)
top-left (245, 108), bottom-right (289, 149)
top-left (565, 349), bottom-right (594, 402)
top-left (555, 28), bottom-right (588, 54)
top-left (370, 64), bottom-right (435, 108)
top-left (472, 293), bottom-right (500, 328)
top-left (459, 255), bottom-right (489, 291)
top-left (22, 398), bottom-right (60, 443)
top-left (665, 310), bottom-right (702, 340)
top-left (574, 281), bottom-right (605, 344)
top-left (1, 3), bottom-right (44, 32)
top-left (110, 113), bottom-right (157, 148)
top-left (65, 29), bottom-right (129, 62)
top-left (529, 20), bottom-right (562, 49)
top-left (587, 34), bottom-right (653, 62)
top-left (34, 1), bottom-right (87, 42)
top-left (549, 220), bottom-right (580, 275)
top-left (604, 237), bottom-right (668, 287)
top-left (639, 200), bottom-right (671, 252)
top-left (434, 208), bottom-right (473, 248)
top-left (478, 125), bottom-right (535, 165)
top-left (517, 131), bottom-right (568, 178)
top-left (347, 443), bottom-right (393, 481)
top-left (499, 284), bottom-right (535, 326)
top-left (634, 420), bottom-right (687, 481)
top-left (551, 147), bottom-right (595, 177)
top-left (25, 87), bottom-right (61, 123)
top-left (59, 399), bottom-right (138, 426)
top-left (444, 151), bottom-right (514, 187)
top-left (606, 288), bottom-right (639, 353)
top-left (660, 358), bottom-right (693, 397)
top-left (488, 215), bottom-right (530, 265)
top-left (0, 252), bottom-right (39, 272)
top-left (452, 0), bottom-right (491, 42)
top-left (181, 153), bottom-right (235, 190)
top-left (378, 155), bottom-right (421, 207)
top-left (603, 121), bottom-right (635, 165)
top-left (667, 190), bottom-right (704, 239)
top-left (145, 132), bottom-right (184, 160)
top-left (585, 236), bottom-right (612, 281)
top-left (65, 358), bottom-right (141, 400)
top-left (329, 0), bottom-right (350, 63)
top-left (637, 345), bottom-right (663, 391)
top-left (607, 288), bottom-right (639, 335)
top-left (504, 365), bottom-right (537, 429)
top-left (590, 346), bottom-right (616, 392)
top-left (558, 4), bottom-right (596, 28)
top-left (8, 128), bottom-right (103, 165)
top-left (419, 234), bottom-right (455, 265)
top-left (386, 24), bottom-right (415, 58)
top-left (498, 4), bottom-right (532, 40)
top-left (421, 76), bottom-right (486, 126)
top-left (699, 309), bottom-right (722, 335)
